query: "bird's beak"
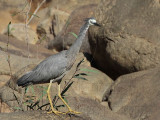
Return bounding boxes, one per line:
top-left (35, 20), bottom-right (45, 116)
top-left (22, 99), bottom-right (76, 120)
top-left (94, 23), bottom-right (101, 27)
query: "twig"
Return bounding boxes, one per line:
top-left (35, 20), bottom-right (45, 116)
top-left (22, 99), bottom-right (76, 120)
top-left (25, 0), bottom-right (32, 59)
top-left (27, 0), bottom-right (46, 25)
top-left (6, 22), bottom-right (13, 77)
top-left (29, 101), bottom-right (40, 110)
top-left (13, 91), bottom-right (24, 111)
top-left (37, 103), bottom-right (50, 110)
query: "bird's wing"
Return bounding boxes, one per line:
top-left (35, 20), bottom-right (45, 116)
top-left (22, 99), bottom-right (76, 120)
top-left (32, 51), bottom-right (68, 83)
top-left (17, 51), bottom-right (68, 86)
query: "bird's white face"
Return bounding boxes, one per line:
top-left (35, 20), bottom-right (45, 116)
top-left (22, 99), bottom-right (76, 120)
top-left (88, 18), bottom-right (97, 25)
top-left (88, 18), bottom-right (100, 26)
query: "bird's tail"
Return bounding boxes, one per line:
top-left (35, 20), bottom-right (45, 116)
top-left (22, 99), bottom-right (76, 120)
top-left (17, 71), bottom-right (33, 87)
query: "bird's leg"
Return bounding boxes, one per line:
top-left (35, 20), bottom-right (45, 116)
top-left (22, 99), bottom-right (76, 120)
top-left (58, 84), bottom-right (81, 114)
top-left (47, 80), bottom-right (64, 115)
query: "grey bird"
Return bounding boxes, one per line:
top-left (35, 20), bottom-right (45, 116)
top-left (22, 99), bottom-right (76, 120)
top-left (17, 17), bottom-right (100, 115)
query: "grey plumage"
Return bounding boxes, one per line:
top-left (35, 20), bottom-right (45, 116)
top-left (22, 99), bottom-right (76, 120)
top-left (17, 17), bottom-right (100, 87)
top-left (17, 51), bottom-right (67, 86)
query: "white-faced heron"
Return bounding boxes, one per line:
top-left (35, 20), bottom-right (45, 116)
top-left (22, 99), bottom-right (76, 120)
top-left (17, 17), bottom-right (100, 115)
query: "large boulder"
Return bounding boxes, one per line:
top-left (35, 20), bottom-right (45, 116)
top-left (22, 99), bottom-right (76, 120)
top-left (0, 34), bottom-right (53, 75)
top-left (2, 24), bottom-right (38, 44)
top-left (108, 67), bottom-right (160, 120)
top-left (0, 11), bottom-right (14, 32)
top-left (62, 53), bottom-right (113, 102)
top-left (0, 99), bottom-right (12, 113)
top-left (0, 34), bottom-right (53, 58)
top-left (0, 52), bottom-right (40, 86)
top-left (36, 7), bottom-right (69, 47)
top-left (89, 0), bottom-right (160, 78)
top-left (48, 4), bottom-right (98, 53)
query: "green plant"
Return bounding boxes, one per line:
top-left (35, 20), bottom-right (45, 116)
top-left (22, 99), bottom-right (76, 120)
top-left (69, 32), bottom-right (78, 38)
top-left (80, 68), bottom-right (99, 73)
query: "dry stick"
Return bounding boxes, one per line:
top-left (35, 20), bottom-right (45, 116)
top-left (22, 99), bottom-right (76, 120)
top-left (27, 0), bottom-right (46, 25)
top-left (25, 0), bottom-right (32, 60)
top-left (6, 22), bottom-right (13, 77)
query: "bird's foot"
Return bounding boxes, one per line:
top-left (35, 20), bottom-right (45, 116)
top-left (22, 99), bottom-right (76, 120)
top-left (65, 108), bottom-right (81, 114)
top-left (47, 110), bottom-right (65, 116)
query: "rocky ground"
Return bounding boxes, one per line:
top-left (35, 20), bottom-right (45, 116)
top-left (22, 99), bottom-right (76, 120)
top-left (0, 0), bottom-right (160, 120)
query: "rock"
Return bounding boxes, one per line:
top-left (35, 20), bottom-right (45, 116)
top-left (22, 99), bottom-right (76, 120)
top-left (0, 34), bottom-right (54, 59)
top-left (0, 11), bottom-right (13, 32)
top-left (0, 89), bottom-right (132, 120)
top-left (48, 0), bottom-right (100, 14)
top-left (148, 109), bottom-right (160, 120)
top-left (36, 7), bottom-right (69, 46)
top-left (63, 53), bottom-right (113, 101)
top-left (108, 67), bottom-right (160, 120)
top-left (0, 0), bottom-right (26, 9)
top-left (0, 110), bottom-right (92, 120)
top-left (2, 23), bottom-right (38, 44)
top-left (48, 4), bottom-right (98, 53)
top-left (89, 0), bottom-right (160, 79)
top-left (0, 99), bottom-right (131, 120)
top-left (67, 96), bottom-right (132, 120)
top-left (0, 86), bottom-right (22, 109)
top-left (0, 51), bottom-right (41, 75)
top-left (0, 7), bottom-right (26, 32)
top-left (0, 99), bottom-right (13, 113)
top-left (0, 75), bottom-right (10, 88)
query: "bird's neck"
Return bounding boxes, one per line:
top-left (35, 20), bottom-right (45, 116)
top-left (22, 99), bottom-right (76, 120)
top-left (66, 22), bottom-right (90, 60)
